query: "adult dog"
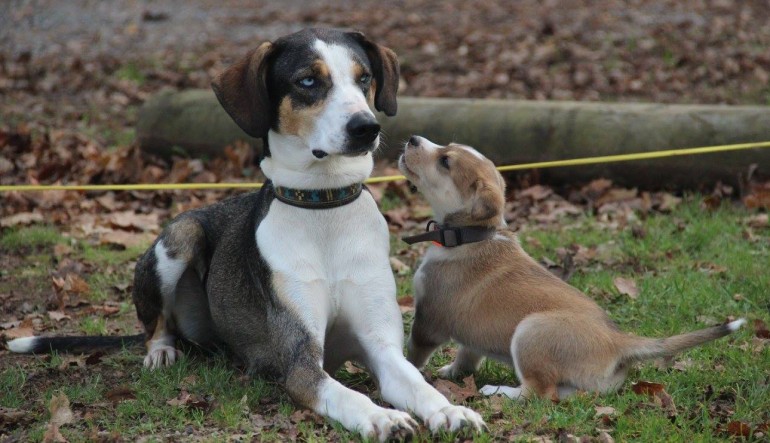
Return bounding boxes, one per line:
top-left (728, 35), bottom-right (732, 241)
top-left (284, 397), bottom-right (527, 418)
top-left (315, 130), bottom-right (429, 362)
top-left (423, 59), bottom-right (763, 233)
top-left (9, 29), bottom-right (485, 440)
top-left (399, 135), bottom-right (744, 402)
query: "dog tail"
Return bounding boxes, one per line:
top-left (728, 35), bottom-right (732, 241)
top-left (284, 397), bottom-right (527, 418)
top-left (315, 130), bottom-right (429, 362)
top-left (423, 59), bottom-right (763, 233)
top-left (6, 334), bottom-right (145, 354)
top-left (619, 318), bottom-right (745, 363)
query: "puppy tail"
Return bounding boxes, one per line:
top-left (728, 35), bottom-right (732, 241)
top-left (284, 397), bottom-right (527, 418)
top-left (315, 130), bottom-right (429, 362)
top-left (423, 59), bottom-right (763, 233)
top-left (619, 318), bottom-right (745, 363)
top-left (6, 334), bottom-right (145, 354)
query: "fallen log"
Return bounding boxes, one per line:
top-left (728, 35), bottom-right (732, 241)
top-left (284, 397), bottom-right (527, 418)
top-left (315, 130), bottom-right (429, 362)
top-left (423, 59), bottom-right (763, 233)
top-left (137, 90), bottom-right (770, 188)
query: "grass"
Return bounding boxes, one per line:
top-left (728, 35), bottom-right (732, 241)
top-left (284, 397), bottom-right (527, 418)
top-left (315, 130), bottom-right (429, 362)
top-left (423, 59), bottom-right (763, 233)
top-left (1, 199), bottom-right (768, 441)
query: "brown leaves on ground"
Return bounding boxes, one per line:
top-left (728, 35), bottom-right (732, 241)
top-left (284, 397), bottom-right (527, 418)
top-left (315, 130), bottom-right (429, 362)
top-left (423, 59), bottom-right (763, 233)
top-left (631, 381), bottom-right (677, 419)
top-left (166, 390), bottom-right (212, 412)
top-left (0, 406), bottom-right (35, 430)
top-left (433, 375), bottom-right (478, 403)
top-left (612, 277), bottom-right (639, 299)
top-left (43, 392), bottom-right (75, 443)
top-left (754, 319), bottom-right (770, 339)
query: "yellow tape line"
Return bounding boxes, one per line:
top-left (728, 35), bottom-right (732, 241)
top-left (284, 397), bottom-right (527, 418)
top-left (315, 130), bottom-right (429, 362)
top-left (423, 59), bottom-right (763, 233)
top-left (2, 141), bottom-right (769, 192)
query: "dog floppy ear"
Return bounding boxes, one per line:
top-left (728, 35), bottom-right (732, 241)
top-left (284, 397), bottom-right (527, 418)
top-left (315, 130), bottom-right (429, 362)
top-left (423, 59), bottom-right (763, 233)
top-left (211, 42), bottom-right (275, 138)
top-left (348, 31), bottom-right (400, 116)
top-left (471, 179), bottom-right (505, 222)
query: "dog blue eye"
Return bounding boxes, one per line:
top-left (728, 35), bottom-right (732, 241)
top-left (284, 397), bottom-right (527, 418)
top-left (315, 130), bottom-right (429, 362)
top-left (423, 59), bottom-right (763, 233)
top-left (439, 155), bottom-right (450, 169)
top-left (359, 73), bottom-right (371, 83)
top-left (298, 77), bottom-right (316, 87)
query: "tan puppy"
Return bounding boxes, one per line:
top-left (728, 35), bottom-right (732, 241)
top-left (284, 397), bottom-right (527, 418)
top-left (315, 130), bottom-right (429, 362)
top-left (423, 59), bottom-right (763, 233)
top-left (399, 135), bottom-right (745, 401)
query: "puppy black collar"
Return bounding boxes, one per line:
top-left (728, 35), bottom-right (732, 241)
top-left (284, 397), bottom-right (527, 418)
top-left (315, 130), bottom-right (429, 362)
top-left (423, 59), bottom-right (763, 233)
top-left (273, 183), bottom-right (363, 209)
top-left (402, 220), bottom-right (497, 247)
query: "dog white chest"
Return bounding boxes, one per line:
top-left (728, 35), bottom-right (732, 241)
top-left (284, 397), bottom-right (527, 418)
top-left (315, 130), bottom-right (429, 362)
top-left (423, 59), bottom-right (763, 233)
top-left (256, 192), bottom-right (393, 339)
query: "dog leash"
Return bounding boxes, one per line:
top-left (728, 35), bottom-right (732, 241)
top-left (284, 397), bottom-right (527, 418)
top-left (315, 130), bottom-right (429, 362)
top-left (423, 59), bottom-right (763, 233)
top-left (1, 140), bottom-right (769, 192)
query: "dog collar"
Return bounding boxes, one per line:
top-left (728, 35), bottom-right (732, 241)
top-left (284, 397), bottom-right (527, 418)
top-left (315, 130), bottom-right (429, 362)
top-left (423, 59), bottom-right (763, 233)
top-left (402, 220), bottom-right (497, 247)
top-left (273, 183), bottom-right (363, 209)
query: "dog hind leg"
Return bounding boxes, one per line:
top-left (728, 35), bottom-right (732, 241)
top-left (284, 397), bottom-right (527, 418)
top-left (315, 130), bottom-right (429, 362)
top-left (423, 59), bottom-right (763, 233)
top-left (133, 217), bottom-right (207, 369)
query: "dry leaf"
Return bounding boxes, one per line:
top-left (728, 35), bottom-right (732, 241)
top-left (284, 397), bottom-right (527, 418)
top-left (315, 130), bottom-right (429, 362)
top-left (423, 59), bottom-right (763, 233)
top-left (0, 406), bottom-right (34, 429)
top-left (344, 361), bottom-right (365, 375)
top-left (754, 319), bottom-right (770, 339)
top-left (594, 406), bottom-right (616, 417)
top-left (389, 257), bottom-right (411, 275)
top-left (744, 213), bottom-right (768, 228)
top-left (433, 375), bottom-right (478, 403)
top-left (631, 380), bottom-right (665, 396)
top-left (43, 392), bottom-right (74, 443)
top-left (105, 386), bottom-right (136, 403)
top-left (397, 295), bottom-right (414, 314)
top-left (166, 390), bottom-right (211, 411)
top-left (613, 277), bottom-right (639, 299)
top-left (725, 420), bottom-right (752, 437)
top-left (0, 212), bottom-right (44, 227)
top-left (47, 311), bottom-right (70, 322)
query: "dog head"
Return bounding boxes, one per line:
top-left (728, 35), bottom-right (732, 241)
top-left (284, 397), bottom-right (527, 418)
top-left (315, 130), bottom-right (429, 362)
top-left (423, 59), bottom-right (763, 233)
top-left (399, 136), bottom-right (506, 226)
top-left (212, 28), bottom-right (399, 172)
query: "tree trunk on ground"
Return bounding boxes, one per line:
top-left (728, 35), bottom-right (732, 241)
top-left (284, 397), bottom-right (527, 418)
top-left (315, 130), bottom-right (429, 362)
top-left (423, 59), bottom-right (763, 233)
top-left (137, 90), bottom-right (770, 189)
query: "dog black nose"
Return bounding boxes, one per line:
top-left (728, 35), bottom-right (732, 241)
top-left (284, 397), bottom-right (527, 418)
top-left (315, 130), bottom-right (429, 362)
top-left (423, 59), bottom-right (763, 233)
top-left (408, 135), bottom-right (420, 147)
top-left (346, 112), bottom-right (380, 144)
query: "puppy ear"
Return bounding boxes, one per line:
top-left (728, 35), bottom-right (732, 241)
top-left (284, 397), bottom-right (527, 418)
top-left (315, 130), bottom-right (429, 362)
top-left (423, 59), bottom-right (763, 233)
top-left (471, 179), bottom-right (504, 221)
top-left (211, 42), bottom-right (275, 138)
top-left (348, 31), bottom-right (400, 116)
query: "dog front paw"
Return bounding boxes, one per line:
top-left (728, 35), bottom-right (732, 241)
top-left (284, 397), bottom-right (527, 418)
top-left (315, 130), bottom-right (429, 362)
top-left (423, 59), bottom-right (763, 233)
top-left (426, 405), bottom-right (486, 434)
top-left (359, 409), bottom-right (417, 442)
top-left (143, 345), bottom-right (182, 369)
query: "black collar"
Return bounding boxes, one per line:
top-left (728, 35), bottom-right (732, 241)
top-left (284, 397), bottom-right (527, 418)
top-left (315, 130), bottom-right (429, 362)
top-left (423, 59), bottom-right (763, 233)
top-left (402, 220), bottom-right (497, 247)
top-left (273, 183), bottom-right (363, 209)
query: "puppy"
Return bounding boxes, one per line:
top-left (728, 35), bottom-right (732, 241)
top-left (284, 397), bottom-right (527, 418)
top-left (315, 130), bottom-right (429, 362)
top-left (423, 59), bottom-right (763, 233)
top-left (399, 135), bottom-right (745, 401)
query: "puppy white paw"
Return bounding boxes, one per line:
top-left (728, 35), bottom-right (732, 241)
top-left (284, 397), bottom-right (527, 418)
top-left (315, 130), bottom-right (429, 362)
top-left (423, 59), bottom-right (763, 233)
top-left (480, 384), bottom-right (522, 399)
top-left (427, 405), bottom-right (486, 434)
top-left (359, 409), bottom-right (417, 442)
top-left (143, 345), bottom-right (182, 369)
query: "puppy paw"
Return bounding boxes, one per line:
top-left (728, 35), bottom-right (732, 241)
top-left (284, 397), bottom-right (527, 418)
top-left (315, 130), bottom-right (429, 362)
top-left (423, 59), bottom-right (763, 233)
top-left (427, 405), bottom-right (486, 434)
top-left (143, 345), bottom-right (182, 369)
top-left (359, 409), bottom-right (417, 442)
top-left (480, 384), bottom-right (522, 399)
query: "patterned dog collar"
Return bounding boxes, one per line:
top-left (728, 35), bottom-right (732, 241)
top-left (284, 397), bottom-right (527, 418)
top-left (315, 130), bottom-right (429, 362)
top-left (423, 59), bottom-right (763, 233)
top-left (273, 183), bottom-right (364, 209)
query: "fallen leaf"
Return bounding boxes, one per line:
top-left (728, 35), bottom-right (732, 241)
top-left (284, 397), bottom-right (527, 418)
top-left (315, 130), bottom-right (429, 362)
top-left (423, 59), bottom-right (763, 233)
top-left (99, 230), bottom-right (155, 249)
top-left (43, 392), bottom-right (74, 443)
top-left (631, 380), bottom-right (665, 396)
top-left (344, 361), bottom-right (365, 375)
top-left (106, 211), bottom-right (159, 232)
top-left (0, 211), bottom-right (44, 227)
top-left (743, 213), bottom-right (768, 228)
top-left (85, 351), bottom-right (105, 366)
top-left (47, 311), bottom-right (70, 322)
top-left (166, 390), bottom-right (211, 411)
top-left (105, 386), bottom-right (136, 403)
top-left (518, 185), bottom-right (553, 201)
top-left (389, 257), bottom-right (411, 275)
top-left (397, 295), bottom-right (414, 314)
top-left (433, 375), bottom-right (477, 403)
top-left (754, 319), bottom-right (770, 339)
top-left (594, 406), bottom-right (616, 417)
top-left (613, 277), bottom-right (639, 299)
top-left (0, 406), bottom-right (34, 429)
top-left (725, 420), bottom-right (752, 437)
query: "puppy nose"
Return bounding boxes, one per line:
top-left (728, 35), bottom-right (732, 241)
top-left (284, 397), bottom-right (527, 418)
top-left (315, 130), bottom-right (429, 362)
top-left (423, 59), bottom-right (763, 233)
top-left (408, 135), bottom-right (421, 147)
top-left (346, 112), bottom-right (380, 143)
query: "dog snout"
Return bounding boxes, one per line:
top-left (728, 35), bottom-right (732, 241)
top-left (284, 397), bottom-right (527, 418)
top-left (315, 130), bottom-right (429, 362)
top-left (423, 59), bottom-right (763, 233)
top-left (346, 112), bottom-right (381, 144)
top-left (407, 135), bottom-right (422, 148)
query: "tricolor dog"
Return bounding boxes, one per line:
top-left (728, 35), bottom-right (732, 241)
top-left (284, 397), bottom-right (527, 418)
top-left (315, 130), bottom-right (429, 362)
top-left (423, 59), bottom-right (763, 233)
top-left (399, 135), bottom-right (745, 402)
top-left (8, 29), bottom-right (485, 440)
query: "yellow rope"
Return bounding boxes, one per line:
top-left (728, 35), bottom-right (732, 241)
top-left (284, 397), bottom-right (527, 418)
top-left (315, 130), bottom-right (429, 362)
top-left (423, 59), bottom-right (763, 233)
top-left (2, 141), bottom-right (769, 192)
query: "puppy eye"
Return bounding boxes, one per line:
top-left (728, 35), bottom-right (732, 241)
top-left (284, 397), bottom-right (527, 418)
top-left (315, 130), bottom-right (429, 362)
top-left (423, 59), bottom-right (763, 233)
top-left (298, 77), bottom-right (316, 88)
top-left (439, 155), bottom-right (450, 169)
top-left (358, 73), bottom-right (371, 84)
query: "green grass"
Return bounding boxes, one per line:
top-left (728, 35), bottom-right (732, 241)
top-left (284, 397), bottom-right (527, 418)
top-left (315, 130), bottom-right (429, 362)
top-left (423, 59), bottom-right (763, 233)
top-left (0, 225), bottom-right (64, 250)
top-left (1, 199), bottom-right (768, 441)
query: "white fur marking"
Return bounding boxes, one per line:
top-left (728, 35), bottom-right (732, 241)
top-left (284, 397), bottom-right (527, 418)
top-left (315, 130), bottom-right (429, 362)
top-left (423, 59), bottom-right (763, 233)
top-left (727, 318), bottom-right (746, 332)
top-left (7, 336), bottom-right (36, 353)
top-left (154, 242), bottom-right (187, 307)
